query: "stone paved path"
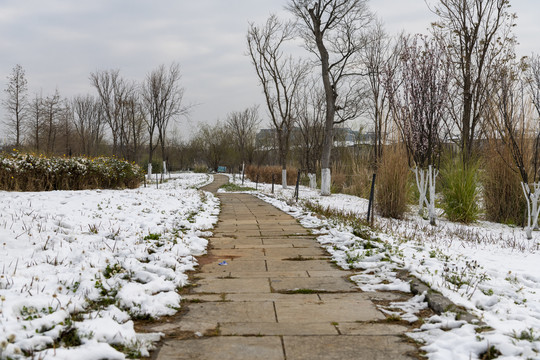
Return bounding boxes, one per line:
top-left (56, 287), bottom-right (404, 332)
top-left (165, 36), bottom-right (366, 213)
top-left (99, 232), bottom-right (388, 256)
top-left (151, 175), bottom-right (417, 359)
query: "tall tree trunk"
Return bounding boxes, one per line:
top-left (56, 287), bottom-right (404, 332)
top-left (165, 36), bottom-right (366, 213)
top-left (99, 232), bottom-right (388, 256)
top-left (310, 9), bottom-right (336, 196)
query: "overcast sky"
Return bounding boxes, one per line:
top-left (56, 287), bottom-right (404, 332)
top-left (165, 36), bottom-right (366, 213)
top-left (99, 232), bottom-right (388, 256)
top-left (0, 0), bottom-right (537, 141)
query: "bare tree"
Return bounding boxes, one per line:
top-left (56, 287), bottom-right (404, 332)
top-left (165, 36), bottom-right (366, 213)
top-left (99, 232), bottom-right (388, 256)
top-left (90, 69), bottom-right (123, 156)
top-left (295, 77), bottom-right (325, 186)
top-left (430, 0), bottom-right (516, 164)
top-left (72, 94), bottom-right (105, 156)
top-left (193, 121), bottom-right (234, 172)
top-left (385, 35), bottom-right (450, 225)
top-left (28, 93), bottom-right (43, 152)
top-left (226, 105), bottom-right (260, 167)
top-left (287, 0), bottom-right (374, 195)
top-left (361, 21), bottom-right (396, 165)
top-left (485, 58), bottom-right (537, 237)
top-left (58, 98), bottom-right (73, 155)
top-left (122, 93), bottom-right (146, 163)
top-left (115, 83), bottom-right (145, 162)
top-left (247, 14), bottom-right (309, 188)
top-left (529, 53), bottom-right (540, 171)
top-left (42, 90), bottom-right (62, 154)
top-left (3, 64), bottom-right (28, 147)
top-left (142, 63), bottom-right (187, 174)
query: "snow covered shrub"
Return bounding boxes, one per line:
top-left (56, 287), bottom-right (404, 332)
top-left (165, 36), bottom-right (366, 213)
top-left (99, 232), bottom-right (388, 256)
top-left (376, 145), bottom-right (409, 218)
top-left (440, 155), bottom-right (480, 223)
top-left (482, 145), bottom-right (526, 225)
top-left (0, 152), bottom-right (145, 191)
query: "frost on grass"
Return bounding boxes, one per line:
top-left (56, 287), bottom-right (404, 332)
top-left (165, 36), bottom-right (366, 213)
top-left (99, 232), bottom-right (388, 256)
top-left (0, 173), bottom-right (218, 359)
top-left (226, 174), bottom-right (540, 359)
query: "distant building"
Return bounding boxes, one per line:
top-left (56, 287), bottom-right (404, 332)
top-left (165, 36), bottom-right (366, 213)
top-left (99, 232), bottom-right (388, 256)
top-left (256, 127), bottom-right (375, 149)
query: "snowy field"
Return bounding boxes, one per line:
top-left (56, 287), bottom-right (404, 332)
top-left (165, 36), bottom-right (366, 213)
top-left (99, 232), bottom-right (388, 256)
top-left (225, 175), bottom-right (540, 359)
top-left (0, 173), bottom-right (218, 359)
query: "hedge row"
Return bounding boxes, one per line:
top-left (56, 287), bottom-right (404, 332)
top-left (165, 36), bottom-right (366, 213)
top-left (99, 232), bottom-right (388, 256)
top-left (0, 152), bottom-right (145, 191)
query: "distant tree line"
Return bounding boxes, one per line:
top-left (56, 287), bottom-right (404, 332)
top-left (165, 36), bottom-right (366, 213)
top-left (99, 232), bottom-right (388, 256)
top-left (2, 63), bottom-right (189, 172)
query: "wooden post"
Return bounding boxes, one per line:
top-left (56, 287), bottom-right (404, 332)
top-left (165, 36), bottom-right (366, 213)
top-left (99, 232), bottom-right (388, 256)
top-left (367, 173), bottom-right (376, 225)
top-left (295, 170), bottom-right (301, 202)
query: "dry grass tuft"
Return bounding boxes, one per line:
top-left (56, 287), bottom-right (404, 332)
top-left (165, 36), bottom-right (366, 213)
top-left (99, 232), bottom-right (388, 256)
top-left (482, 144), bottom-right (526, 226)
top-left (376, 145), bottom-right (409, 219)
top-left (245, 165), bottom-right (298, 185)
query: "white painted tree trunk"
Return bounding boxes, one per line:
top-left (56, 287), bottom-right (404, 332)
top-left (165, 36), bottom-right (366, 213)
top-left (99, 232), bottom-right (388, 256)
top-left (163, 161), bottom-right (167, 175)
top-left (321, 168), bottom-right (331, 196)
top-left (521, 182), bottom-right (540, 239)
top-left (282, 169), bottom-right (287, 189)
top-left (414, 166), bottom-right (438, 225)
top-left (147, 163), bottom-right (152, 180)
top-left (427, 165), bottom-right (438, 226)
top-left (414, 168), bottom-right (427, 216)
top-left (308, 173), bottom-right (317, 189)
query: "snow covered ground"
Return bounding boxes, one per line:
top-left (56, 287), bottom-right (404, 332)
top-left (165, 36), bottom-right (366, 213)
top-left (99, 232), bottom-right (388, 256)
top-left (0, 173), bottom-right (218, 359)
top-left (225, 175), bottom-right (540, 359)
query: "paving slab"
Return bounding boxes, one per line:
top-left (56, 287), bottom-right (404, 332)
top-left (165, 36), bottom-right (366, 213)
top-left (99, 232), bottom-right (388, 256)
top-left (235, 230), bottom-right (262, 237)
top-left (210, 248), bottom-right (266, 258)
top-left (208, 243), bottom-right (235, 249)
top-left (200, 259), bottom-right (267, 273)
top-left (336, 323), bottom-right (409, 336)
top-left (270, 276), bottom-right (357, 293)
top-left (208, 238), bottom-right (260, 248)
top-left (318, 292), bottom-right (374, 301)
top-left (182, 294), bottom-right (227, 302)
top-left (235, 243), bottom-right (294, 249)
top-left (175, 302), bottom-right (276, 332)
top-left (264, 247), bottom-right (328, 258)
top-left (220, 321), bottom-right (339, 336)
top-left (261, 238), bottom-right (322, 247)
top-left (228, 271), bottom-right (309, 279)
top-left (283, 336), bottom-right (416, 360)
top-left (192, 277), bottom-right (271, 294)
top-left (260, 231), bottom-right (302, 237)
top-left (266, 259), bottom-right (338, 272)
top-left (225, 293), bottom-right (320, 302)
top-left (234, 220), bottom-right (259, 225)
top-left (275, 298), bottom-right (385, 323)
top-left (158, 337), bottom-right (284, 360)
top-left (307, 270), bottom-right (351, 278)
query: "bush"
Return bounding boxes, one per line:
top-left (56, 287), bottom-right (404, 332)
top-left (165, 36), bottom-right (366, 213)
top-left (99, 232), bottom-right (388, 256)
top-left (482, 145), bottom-right (526, 225)
top-left (193, 164), bottom-right (208, 173)
top-left (0, 152), bottom-right (145, 191)
top-left (440, 155), bottom-right (480, 223)
top-left (245, 165), bottom-right (298, 185)
top-left (376, 145), bottom-right (409, 219)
